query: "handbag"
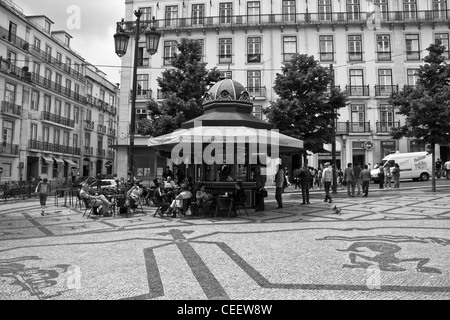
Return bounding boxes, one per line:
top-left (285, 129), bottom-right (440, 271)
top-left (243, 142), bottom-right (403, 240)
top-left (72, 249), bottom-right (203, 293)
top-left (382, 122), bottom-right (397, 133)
top-left (260, 188), bottom-right (268, 198)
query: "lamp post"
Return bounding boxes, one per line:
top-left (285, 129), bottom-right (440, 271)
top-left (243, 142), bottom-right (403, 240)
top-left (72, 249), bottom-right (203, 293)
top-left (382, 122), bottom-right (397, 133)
top-left (329, 64), bottom-right (338, 194)
top-left (114, 11), bottom-right (161, 185)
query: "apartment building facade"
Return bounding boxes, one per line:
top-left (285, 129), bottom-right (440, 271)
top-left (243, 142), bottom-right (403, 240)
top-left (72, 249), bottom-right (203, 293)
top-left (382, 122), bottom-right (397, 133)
top-left (118, 0), bottom-right (450, 178)
top-left (0, 0), bottom-right (119, 183)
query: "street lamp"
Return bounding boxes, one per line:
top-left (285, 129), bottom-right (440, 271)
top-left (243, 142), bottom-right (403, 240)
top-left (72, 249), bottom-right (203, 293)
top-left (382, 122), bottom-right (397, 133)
top-left (114, 11), bottom-right (161, 185)
top-left (329, 64), bottom-right (338, 194)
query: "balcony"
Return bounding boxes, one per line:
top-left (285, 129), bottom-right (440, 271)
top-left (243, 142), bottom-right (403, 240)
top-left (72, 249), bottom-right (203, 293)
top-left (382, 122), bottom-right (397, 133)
top-left (376, 121), bottom-right (401, 133)
top-left (375, 85), bottom-right (399, 97)
top-left (157, 89), bottom-right (170, 100)
top-left (122, 10), bottom-right (450, 33)
top-left (84, 146), bottom-right (94, 156)
top-left (246, 86), bottom-right (267, 99)
top-left (1, 101), bottom-right (22, 117)
top-left (336, 121), bottom-right (371, 134)
top-left (345, 85), bottom-right (370, 97)
top-left (41, 111), bottom-right (75, 128)
top-left (0, 143), bottom-right (19, 156)
top-left (97, 124), bottom-right (107, 134)
top-left (0, 25), bottom-right (30, 52)
top-left (131, 89), bottom-right (152, 101)
top-left (108, 127), bottom-right (116, 136)
top-left (96, 148), bottom-right (106, 157)
top-left (27, 140), bottom-right (80, 156)
top-left (84, 120), bottom-right (94, 131)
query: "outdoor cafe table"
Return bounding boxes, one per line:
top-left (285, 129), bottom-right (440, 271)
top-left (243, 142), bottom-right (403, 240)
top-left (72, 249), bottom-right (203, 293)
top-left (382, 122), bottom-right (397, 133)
top-left (214, 194), bottom-right (234, 218)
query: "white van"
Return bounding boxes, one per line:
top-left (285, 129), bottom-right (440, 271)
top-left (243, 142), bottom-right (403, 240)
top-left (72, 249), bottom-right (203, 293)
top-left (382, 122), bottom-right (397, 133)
top-left (370, 151), bottom-right (432, 183)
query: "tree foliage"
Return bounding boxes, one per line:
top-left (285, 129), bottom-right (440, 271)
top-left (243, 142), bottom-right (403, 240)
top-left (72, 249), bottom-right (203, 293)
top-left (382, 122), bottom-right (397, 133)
top-left (264, 54), bottom-right (347, 160)
top-left (389, 40), bottom-right (450, 191)
top-left (138, 38), bottom-right (221, 137)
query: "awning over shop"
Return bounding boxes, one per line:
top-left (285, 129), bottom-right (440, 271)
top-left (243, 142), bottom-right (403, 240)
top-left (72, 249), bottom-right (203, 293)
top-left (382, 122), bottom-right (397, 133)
top-left (41, 156), bottom-right (53, 164)
top-left (64, 158), bottom-right (78, 167)
top-left (53, 158), bottom-right (65, 164)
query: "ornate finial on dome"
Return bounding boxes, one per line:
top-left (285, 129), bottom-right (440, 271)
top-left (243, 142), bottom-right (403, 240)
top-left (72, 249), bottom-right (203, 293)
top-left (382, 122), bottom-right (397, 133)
top-left (239, 90), bottom-right (251, 103)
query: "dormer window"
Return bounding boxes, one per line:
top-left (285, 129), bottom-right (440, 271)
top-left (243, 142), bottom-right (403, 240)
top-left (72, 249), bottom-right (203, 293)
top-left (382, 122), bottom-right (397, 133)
top-left (44, 20), bottom-right (51, 33)
top-left (65, 35), bottom-right (70, 47)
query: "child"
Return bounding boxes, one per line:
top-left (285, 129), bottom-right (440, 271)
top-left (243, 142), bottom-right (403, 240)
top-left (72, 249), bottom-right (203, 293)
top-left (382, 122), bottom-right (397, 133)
top-left (35, 178), bottom-right (50, 216)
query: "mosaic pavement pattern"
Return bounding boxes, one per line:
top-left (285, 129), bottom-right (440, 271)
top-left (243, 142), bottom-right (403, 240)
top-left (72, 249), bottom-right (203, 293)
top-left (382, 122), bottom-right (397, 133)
top-left (0, 189), bottom-right (449, 300)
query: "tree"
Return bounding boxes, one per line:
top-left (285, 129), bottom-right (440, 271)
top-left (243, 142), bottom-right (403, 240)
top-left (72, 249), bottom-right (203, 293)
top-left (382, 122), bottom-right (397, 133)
top-left (141, 38), bottom-right (221, 137)
top-left (389, 40), bottom-right (450, 191)
top-left (264, 54), bottom-right (347, 164)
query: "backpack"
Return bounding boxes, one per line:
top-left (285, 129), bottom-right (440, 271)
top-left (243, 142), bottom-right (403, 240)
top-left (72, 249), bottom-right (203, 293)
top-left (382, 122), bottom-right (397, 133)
top-left (38, 182), bottom-right (49, 195)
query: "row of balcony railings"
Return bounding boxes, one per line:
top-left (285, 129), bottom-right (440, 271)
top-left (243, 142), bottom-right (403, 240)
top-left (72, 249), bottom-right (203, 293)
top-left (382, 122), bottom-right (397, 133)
top-left (0, 25), bottom-right (85, 82)
top-left (86, 94), bottom-right (117, 115)
top-left (83, 146), bottom-right (115, 159)
top-left (1, 100), bottom-right (22, 117)
top-left (41, 111), bottom-right (75, 128)
top-left (125, 10), bottom-right (450, 31)
top-left (335, 121), bottom-right (401, 134)
top-left (0, 142), bottom-right (19, 156)
top-left (28, 139), bottom-right (81, 156)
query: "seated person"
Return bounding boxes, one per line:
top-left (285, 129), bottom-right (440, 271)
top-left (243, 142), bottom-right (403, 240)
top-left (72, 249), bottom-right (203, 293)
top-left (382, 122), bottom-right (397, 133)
top-left (164, 176), bottom-right (177, 189)
top-left (195, 183), bottom-right (213, 214)
top-left (230, 180), bottom-right (246, 216)
top-left (126, 181), bottom-right (142, 209)
top-left (165, 184), bottom-right (192, 218)
top-left (163, 176), bottom-right (178, 201)
top-left (152, 180), bottom-right (170, 216)
top-left (79, 182), bottom-right (112, 216)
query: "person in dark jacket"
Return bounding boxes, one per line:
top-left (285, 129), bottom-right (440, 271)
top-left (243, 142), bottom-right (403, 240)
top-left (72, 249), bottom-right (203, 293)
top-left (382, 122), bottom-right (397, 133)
top-left (274, 164), bottom-right (285, 209)
top-left (253, 164), bottom-right (266, 212)
top-left (230, 180), bottom-right (246, 217)
top-left (299, 164), bottom-right (313, 205)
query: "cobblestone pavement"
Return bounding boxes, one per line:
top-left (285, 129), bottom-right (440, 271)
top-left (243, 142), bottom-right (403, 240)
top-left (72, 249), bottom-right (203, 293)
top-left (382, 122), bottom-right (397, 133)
top-left (0, 186), bottom-right (449, 300)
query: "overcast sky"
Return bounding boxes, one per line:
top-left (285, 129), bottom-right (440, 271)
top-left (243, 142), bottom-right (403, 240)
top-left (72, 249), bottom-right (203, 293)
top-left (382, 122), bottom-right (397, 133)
top-left (13, 0), bottom-right (125, 84)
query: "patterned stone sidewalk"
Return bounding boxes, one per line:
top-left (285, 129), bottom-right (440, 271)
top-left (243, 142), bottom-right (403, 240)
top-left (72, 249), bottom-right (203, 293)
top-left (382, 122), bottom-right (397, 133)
top-left (0, 189), bottom-right (449, 300)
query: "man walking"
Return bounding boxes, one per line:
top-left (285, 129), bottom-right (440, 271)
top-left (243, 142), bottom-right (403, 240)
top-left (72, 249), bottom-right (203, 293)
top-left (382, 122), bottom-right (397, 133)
top-left (275, 164), bottom-right (285, 209)
top-left (321, 162), bottom-right (333, 203)
top-left (436, 158), bottom-right (443, 179)
top-left (343, 163), bottom-right (356, 197)
top-left (35, 178), bottom-right (51, 216)
top-left (360, 165), bottom-right (371, 197)
top-left (299, 164), bottom-right (312, 205)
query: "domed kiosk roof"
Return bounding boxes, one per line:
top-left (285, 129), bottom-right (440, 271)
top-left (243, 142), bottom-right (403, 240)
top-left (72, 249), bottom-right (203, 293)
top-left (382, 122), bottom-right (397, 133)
top-left (202, 78), bottom-right (252, 106)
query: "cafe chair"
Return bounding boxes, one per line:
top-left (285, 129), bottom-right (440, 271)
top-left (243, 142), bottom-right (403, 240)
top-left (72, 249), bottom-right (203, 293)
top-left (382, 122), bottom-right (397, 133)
top-left (82, 198), bottom-right (100, 219)
top-left (230, 195), bottom-right (248, 217)
top-left (151, 197), bottom-right (164, 217)
top-left (74, 191), bottom-right (84, 211)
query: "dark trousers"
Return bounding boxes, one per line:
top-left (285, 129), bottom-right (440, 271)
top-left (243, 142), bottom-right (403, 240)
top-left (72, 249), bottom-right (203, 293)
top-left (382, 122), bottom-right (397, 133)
top-left (255, 188), bottom-right (265, 211)
top-left (324, 181), bottom-right (332, 201)
top-left (275, 187), bottom-right (283, 208)
top-left (378, 175), bottom-right (384, 189)
top-left (301, 184), bottom-right (310, 203)
top-left (362, 180), bottom-right (370, 196)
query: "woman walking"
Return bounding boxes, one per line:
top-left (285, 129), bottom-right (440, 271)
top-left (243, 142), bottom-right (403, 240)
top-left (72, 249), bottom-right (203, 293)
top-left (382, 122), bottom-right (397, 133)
top-left (392, 163), bottom-right (401, 188)
top-left (35, 178), bottom-right (51, 216)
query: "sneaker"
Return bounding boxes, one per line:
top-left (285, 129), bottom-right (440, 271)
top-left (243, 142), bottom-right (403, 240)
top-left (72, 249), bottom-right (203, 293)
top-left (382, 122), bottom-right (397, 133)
top-left (41, 210), bottom-right (44, 216)
top-left (329, 199), bottom-right (333, 203)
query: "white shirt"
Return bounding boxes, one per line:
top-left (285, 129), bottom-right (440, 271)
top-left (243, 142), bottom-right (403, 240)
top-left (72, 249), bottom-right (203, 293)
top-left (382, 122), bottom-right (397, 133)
top-left (445, 161), bottom-right (450, 170)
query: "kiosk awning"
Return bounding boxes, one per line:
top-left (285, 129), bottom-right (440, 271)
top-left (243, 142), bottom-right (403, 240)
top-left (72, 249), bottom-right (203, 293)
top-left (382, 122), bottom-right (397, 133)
top-left (42, 156), bottom-right (53, 164)
top-left (53, 158), bottom-right (64, 164)
top-left (64, 158), bottom-right (78, 167)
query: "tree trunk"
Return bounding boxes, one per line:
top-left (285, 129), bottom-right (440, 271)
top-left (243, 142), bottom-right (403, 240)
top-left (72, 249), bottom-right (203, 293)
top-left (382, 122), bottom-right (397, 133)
top-left (431, 143), bottom-right (436, 192)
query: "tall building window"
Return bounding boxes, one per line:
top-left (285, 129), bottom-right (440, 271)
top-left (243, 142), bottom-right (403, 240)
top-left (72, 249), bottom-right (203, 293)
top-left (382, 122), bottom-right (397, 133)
top-left (194, 39), bottom-right (204, 62)
top-left (137, 75), bottom-right (149, 96)
top-left (100, 90), bottom-right (105, 102)
top-left (349, 69), bottom-right (366, 95)
top-left (163, 40), bottom-right (178, 65)
top-left (247, 70), bottom-right (261, 96)
top-left (375, 0), bottom-right (389, 20)
top-left (165, 5), bottom-right (178, 27)
top-left (219, 38), bottom-right (232, 63)
top-left (137, 45), bottom-right (149, 67)
top-left (33, 62), bottom-right (40, 79)
top-left (65, 79), bottom-right (72, 95)
top-left (31, 90), bottom-right (39, 111)
top-left (282, 0), bottom-right (296, 22)
top-left (73, 134), bottom-right (78, 150)
top-left (403, 0), bottom-right (417, 20)
top-left (44, 68), bottom-right (52, 87)
top-left (377, 69), bottom-right (393, 95)
top-left (433, 0), bottom-right (447, 19)
top-left (44, 95), bottom-right (51, 113)
top-left (377, 34), bottom-right (391, 61)
top-left (2, 120), bottom-right (13, 146)
top-left (319, 35), bottom-right (334, 61)
top-left (65, 57), bottom-right (71, 73)
top-left (44, 20), bottom-right (51, 33)
top-left (74, 84), bottom-right (80, 100)
top-left (63, 132), bottom-right (70, 150)
top-left (30, 123), bottom-right (38, 141)
top-left (318, 0), bottom-right (332, 21)
top-left (85, 133), bottom-right (91, 147)
top-left (141, 7), bottom-right (152, 21)
top-left (87, 83), bottom-right (93, 97)
top-left (283, 36), bottom-right (297, 62)
top-left (45, 45), bottom-right (52, 62)
top-left (54, 129), bottom-right (60, 146)
top-left (405, 34), bottom-right (420, 60)
top-left (192, 4), bottom-right (205, 25)
top-left (380, 105), bottom-right (394, 124)
top-left (74, 106), bottom-right (79, 123)
top-left (86, 109), bottom-right (92, 122)
top-left (351, 105), bottom-right (366, 132)
top-left (347, 0), bottom-right (360, 21)
top-left (247, 1), bottom-right (260, 24)
top-left (219, 3), bottom-right (233, 24)
top-left (7, 50), bottom-right (16, 69)
top-left (55, 73), bottom-right (62, 92)
top-left (5, 83), bottom-right (16, 104)
top-left (348, 35), bottom-right (363, 61)
top-left (33, 37), bottom-right (41, 51)
top-left (55, 99), bottom-right (62, 116)
top-left (64, 103), bottom-right (71, 118)
top-left (247, 37), bottom-right (261, 63)
top-left (43, 126), bottom-right (49, 144)
top-left (435, 33), bottom-right (449, 59)
top-left (8, 21), bottom-right (16, 42)
top-left (407, 69), bottom-right (420, 86)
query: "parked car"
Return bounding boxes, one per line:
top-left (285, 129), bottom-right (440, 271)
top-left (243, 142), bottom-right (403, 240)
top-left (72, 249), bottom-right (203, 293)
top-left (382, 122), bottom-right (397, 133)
top-left (72, 176), bottom-right (97, 190)
top-left (371, 151), bottom-right (432, 183)
top-left (88, 179), bottom-right (118, 194)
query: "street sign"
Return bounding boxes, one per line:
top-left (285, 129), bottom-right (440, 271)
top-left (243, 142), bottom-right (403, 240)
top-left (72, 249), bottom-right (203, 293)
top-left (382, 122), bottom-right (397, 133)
top-left (365, 141), bottom-right (373, 150)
